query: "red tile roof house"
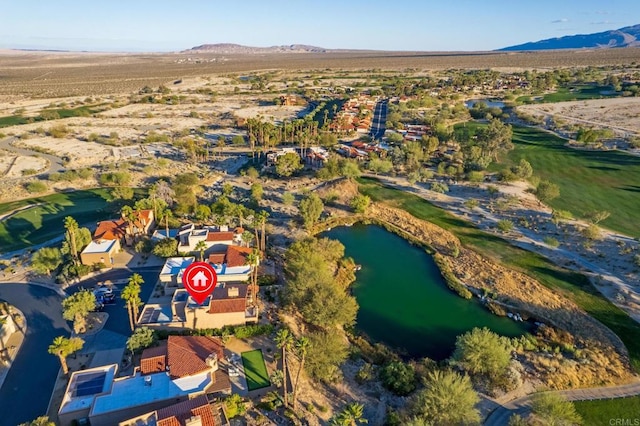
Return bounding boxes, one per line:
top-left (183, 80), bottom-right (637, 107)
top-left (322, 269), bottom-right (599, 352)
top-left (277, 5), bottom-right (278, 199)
top-left (177, 224), bottom-right (243, 254)
top-left (121, 395), bottom-right (229, 426)
top-left (81, 209), bottom-right (155, 265)
top-left (140, 281), bottom-right (258, 330)
top-left (140, 246), bottom-right (259, 330)
top-left (58, 336), bottom-right (230, 426)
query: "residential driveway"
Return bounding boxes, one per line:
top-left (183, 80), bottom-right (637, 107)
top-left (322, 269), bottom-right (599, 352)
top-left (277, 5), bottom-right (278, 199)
top-left (0, 284), bottom-right (68, 426)
top-left (67, 266), bottom-right (161, 337)
top-left (0, 266), bottom-right (159, 425)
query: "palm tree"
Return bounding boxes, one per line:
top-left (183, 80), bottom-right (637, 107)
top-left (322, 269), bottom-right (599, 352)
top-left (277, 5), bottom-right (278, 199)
top-left (330, 403), bottom-right (368, 426)
top-left (63, 216), bottom-right (79, 263)
top-left (195, 240), bottom-right (208, 262)
top-left (257, 210), bottom-right (269, 251)
top-left (292, 336), bottom-right (310, 411)
top-left (121, 205), bottom-right (136, 242)
top-left (48, 336), bottom-right (84, 375)
top-left (162, 209), bottom-right (173, 238)
top-left (245, 248), bottom-right (260, 304)
top-left (274, 328), bottom-right (294, 408)
top-left (19, 415), bottom-right (56, 426)
top-left (122, 275), bottom-right (143, 331)
top-left (241, 230), bottom-right (254, 247)
top-left (217, 136), bottom-right (226, 159)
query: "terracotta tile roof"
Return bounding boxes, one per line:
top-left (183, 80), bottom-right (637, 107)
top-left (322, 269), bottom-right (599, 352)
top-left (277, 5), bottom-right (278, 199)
top-left (130, 209), bottom-right (154, 231)
top-left (206, 231), bottom-right (234, 242)
top-left (208, 369), bottom-right (231, 394)
top-left (225, 245), bottom-right (253, 268)
top-left (209, 298), bottom-right (246, 314)
top-left (234, 227), bottom-right (244, 234)
top-left (167, 336), bottom-right (225, 379)
top-left (157, 395), bottom-right (219, 426)
top-left (207, 253), bottom-right (226, 265)
top-left (211, 283), bottom-right (248, 300)
top-left (140, 342), bottom-right (168, 375)
top-left (94, 219), bottom-right (127, 241)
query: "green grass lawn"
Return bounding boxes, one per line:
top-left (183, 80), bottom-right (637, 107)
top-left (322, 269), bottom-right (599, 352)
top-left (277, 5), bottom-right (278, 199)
top-left (504, 126), bottom-right (640, 238)
top-left (241, 349), bottom-right (270, 391)
top-left (574, 396), bottom-right (640, 423)
top-left (517, 85), bottom-right (618, 104)
top-left (0, 189), bottom-right (117, 253)
top-left (0, 115), bottom-right (30, 128)
top-left (358, 177), bottom-right (640, 372)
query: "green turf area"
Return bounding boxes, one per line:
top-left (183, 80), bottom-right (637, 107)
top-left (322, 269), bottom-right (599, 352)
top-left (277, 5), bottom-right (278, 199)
top-left (0, 115), bottom-right (29, 128)
top-left (504, 126), bottom-right (640, 237)
top-left (574, 396), bottom-right (640, 423)
top-left (0, 105), bottom-right (104, 128)
top-left (358, 177), bottom-right (640, 372)
top-left (517, 85), bottom-right (618, 104)
top-left (241, 349), bottom-right (270, 391)
top-left (0, 189), bottom-right (118, 253)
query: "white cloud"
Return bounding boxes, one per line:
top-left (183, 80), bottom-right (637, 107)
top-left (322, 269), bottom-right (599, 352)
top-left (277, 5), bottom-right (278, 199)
top-left (551, 18), bottom-right (569, 24)
top-left (590, 20), bottom-right (613, 25)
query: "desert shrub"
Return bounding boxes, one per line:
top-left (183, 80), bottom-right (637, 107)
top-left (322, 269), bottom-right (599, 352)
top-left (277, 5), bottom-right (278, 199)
top-left (26, 181), bottom-right (47, 193)
top-left (379, 361), bottom-right (417, 396)
top-left (355, 363), bottom-right (375, 384)
top-left (430, 182), bottom-right (449, 193)
top-left (543, 237), bottom-right (560, 247)
top-left (282, 192), bottom-right (295, 205)
top-left (21, 168), bottom-right (37, 176)
top-left (497, 220), bottom-right (514, 233)
top-left (48, 124), bottom-right (70, 138)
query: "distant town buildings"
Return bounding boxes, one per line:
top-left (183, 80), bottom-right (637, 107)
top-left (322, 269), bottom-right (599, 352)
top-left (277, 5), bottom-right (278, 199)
top-left (329, 95), bottom-right (379, 134)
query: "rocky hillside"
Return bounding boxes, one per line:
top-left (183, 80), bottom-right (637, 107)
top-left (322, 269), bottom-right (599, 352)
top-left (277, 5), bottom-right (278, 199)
top-left (183, 43), bottom-right (327, 54)
top-left (500, 24), bottom-right (640, 51)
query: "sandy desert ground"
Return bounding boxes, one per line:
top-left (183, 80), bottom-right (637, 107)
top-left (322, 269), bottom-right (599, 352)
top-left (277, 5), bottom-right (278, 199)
top-left (518, 97), bottom-right (640, 137)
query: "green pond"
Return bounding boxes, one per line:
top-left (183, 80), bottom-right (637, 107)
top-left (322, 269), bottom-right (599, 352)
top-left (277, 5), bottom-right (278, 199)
top-left (322, 224), bottom-right (530, 360)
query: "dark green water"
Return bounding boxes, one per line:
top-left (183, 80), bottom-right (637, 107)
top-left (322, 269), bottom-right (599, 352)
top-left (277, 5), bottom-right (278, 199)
top-left (322, 224), bottom-right (530, 360)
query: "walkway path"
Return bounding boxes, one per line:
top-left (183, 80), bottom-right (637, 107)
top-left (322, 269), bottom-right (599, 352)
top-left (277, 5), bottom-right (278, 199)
top-left (0, 136), bottom-right (65, 174)
top-left (484, 379), bottom-right (640, 425)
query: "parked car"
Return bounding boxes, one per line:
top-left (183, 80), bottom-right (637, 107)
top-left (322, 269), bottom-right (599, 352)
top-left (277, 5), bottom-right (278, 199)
top-left (93, 287), bottom-right (113, 298)
top-left (98, 293), bottom-right (116, 305)
top-left (227, 367), bottom-right (240, 377)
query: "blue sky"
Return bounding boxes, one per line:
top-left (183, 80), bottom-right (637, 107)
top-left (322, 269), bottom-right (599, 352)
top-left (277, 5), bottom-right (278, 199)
top-left (1, 0), bottom-right (638, 52)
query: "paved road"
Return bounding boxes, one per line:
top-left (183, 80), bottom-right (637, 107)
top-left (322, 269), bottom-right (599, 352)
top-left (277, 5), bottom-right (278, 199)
top-left (0, 136), bottom-right (66, 175)
top-left (0, 266), bottom-right (160, 424)
top-left (67, 266), bottom-right (160, 337)
top-left (484, 379), bottom-right (640, 425)
top-left (0, 284), bottom-right (68, 426)
top-left (370, 99), bottom-right (388, 141)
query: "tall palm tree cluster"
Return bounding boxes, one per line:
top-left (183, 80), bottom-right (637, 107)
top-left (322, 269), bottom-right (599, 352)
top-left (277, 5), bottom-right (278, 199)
top-left (122, 273), bottom-right (144, 331)
top-left (274, 329), bottom-right (310, 412)
top-left (245, 116), bottom-right (319, 160)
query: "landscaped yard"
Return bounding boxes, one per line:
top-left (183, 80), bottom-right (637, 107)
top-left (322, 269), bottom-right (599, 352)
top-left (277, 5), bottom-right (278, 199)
top-left (241, 349), bottom-right (271, 391)
top-left (573, 395), bottom-right (640, 423)
top-left (358, 177), bottom-right (640, 372)
top-left (0, 189), bottom-right (117, 253)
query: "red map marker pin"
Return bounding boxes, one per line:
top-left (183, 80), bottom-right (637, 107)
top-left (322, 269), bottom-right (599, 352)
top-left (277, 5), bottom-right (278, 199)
top-left (182, 261), bottom-right (218, 304)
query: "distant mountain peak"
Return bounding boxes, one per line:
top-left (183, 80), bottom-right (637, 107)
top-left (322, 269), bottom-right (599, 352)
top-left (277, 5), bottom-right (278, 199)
top-left (499, 24), bottom-right (640, 51)
top-left (182, 43), bottom-right (327, 54)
